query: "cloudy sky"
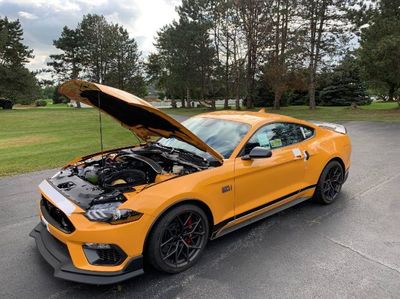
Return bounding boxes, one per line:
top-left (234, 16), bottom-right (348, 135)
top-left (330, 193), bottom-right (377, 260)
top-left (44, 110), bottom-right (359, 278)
top-left (0, 0), bottom-right (181, 71)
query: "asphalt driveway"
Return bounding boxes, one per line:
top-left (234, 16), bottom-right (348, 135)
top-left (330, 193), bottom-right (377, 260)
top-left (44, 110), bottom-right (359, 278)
top-left (1, 121), bottom-right (400, 298)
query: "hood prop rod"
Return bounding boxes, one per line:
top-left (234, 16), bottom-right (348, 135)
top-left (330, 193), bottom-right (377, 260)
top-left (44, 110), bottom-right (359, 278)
top-left (97, 90), bottom-right (105, 166)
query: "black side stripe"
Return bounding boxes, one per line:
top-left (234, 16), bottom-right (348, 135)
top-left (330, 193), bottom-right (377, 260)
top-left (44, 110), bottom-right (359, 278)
top-left (235, 184), bottom-right (317, 219)
top-left (212, 184), bottom-right (317, 232)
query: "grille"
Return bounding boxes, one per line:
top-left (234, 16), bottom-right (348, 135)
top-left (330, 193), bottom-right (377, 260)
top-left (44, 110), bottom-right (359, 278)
top-left (41, 197), bottom-right (75, 234)
top-left (83, 245), bottom-right (127, 265)
top-left (96, 247), bottom-right (124, 265)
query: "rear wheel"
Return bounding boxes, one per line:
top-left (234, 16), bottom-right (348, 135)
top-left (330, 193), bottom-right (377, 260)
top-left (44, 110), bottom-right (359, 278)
top-left (147, 204), bottom-right (209, 273)
top-left (314, 161), bottom-right (344, 204)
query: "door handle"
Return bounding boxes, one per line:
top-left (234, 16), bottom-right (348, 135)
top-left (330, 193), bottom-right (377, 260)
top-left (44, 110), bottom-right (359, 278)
top-left (304, 150), bottom-right (310, 161)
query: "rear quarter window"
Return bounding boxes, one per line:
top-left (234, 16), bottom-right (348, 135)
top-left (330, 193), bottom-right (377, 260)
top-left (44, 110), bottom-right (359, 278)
top-left (300, 126), bottom-right (315, 139)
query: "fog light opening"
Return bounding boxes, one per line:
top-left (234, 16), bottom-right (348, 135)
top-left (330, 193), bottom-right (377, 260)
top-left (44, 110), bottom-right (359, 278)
top-left (83, 243), bottom-right (126, 266)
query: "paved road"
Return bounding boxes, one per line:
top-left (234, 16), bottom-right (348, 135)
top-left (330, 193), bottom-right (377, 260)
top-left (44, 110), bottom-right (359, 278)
top-left (1, 121), bottom-right (400, 299)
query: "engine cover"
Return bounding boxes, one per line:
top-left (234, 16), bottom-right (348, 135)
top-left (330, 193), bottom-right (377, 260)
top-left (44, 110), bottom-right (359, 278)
top-left (98, 169), bottom-right (147, 190)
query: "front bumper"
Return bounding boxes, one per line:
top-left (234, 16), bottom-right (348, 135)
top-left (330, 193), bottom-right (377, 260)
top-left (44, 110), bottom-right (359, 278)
top-left (30, 223), bottom-right (144, 285)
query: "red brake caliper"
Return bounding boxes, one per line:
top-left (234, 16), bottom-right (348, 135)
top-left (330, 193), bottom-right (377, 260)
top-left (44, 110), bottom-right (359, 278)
top-left (185, 216), bottom-right (193, 245)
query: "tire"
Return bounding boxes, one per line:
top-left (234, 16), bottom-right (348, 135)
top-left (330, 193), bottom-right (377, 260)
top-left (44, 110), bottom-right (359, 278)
top-left (147, 204), bottom-right (209, 273)
top-left (314, 160), bottom-right (344, 205)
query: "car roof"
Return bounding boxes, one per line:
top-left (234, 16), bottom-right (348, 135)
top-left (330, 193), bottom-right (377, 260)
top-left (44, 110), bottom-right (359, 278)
top-left (194, 110), bottom-right (308, 127)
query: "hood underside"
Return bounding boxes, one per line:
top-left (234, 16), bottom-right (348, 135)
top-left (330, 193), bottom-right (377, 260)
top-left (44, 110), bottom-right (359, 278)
top-left (59, 80), bottom-right (223, 163)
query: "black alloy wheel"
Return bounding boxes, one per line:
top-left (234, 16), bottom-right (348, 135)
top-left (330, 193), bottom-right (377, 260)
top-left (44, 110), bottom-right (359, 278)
top-left (147, 204), bottom-right (209, 273)
top-left (315, 161), bottom-right (344, 204)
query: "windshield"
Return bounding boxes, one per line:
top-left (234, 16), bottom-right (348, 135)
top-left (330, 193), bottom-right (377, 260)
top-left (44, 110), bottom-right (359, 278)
top-left (157, 117), bottom-right (250, 159)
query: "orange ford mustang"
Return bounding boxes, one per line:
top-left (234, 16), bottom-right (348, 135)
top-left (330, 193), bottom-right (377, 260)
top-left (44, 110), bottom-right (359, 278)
top-left (30, 80), bottom-right (351, 284)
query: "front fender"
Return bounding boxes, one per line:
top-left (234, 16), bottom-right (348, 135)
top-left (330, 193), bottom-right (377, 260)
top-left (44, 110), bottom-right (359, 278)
top-left (121, 161), bottom-right (236, 227)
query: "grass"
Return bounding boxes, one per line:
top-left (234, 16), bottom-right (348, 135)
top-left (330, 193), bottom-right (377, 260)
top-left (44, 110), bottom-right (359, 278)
top-left (0, 102), bottom-right (398, 176)
top-left (361, 101), bottom-right (399, 110)
top-left (162, 102), bottom-right (400, 122)
top-left (0, 108), bottom-right (136, 176)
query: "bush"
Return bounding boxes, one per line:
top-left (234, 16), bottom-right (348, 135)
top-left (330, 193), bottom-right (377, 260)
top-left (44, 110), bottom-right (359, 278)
top-left (35, 99), bottom-right (48, 107)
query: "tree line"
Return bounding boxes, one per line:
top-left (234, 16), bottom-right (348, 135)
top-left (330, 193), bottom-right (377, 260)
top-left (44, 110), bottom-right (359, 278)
top-left (146, 0), bottom-right (399, 109)
top-left (0, 0), bottom-right (399, 108)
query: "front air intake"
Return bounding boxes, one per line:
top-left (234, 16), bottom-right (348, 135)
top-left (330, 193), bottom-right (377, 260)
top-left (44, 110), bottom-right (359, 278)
top-left (83, 244), bottom-right (127, 265)
top-left (40, 197), bottom-right (75, 234)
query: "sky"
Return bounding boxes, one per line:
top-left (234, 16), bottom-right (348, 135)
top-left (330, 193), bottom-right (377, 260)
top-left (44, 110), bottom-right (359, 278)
top-left (0, 0), bottom-right (181, 72)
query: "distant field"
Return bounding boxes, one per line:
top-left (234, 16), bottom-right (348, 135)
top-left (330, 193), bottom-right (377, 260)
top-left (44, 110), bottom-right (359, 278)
top-left (0, 102), bottom-right (398, 176)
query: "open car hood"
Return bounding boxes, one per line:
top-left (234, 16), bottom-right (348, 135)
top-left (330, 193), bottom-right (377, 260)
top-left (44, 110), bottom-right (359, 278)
top-left (59, 80), bottom-right (224, 163)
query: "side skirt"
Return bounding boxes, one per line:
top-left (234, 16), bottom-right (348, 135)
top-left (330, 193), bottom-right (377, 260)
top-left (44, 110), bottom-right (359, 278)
top-left (211, 195), bottom-right (311, 240)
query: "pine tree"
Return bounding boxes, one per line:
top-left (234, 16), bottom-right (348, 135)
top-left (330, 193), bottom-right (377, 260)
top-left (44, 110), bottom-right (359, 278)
top-left (48, 14), bottom-right (147, 97)
top-left (47, 26), bottom-right (82, 80)
top-left (0, 17), bottom-right (40, 103)
top-left (319, 54), bottom-right (371, 106)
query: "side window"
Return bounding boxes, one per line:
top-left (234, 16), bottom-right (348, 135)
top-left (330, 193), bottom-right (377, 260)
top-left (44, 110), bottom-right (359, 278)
top-left (301, 126), bottom-right (314, 139)
top-left (242, 123), bottom-right (307, 155)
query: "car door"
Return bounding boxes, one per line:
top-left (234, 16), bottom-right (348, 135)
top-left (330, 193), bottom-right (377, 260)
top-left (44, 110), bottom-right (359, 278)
top-left (298, 124), bottom-right (319, 185)
top-left (233, 122), bottom-right (309, 217)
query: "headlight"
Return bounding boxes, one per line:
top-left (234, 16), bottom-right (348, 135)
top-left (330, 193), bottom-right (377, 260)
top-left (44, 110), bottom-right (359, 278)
top-left (85, 202), bottom-right (142, 224)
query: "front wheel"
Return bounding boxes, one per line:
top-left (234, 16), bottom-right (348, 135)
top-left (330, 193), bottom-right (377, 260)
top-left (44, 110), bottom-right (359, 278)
top-left (147, 204), bottom-right (209, 273)
top-left (314, 161), bottom-right (344, 204)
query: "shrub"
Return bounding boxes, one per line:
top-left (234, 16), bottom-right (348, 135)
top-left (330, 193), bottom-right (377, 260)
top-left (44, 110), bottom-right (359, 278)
top-left (35, 99), bottom-right (48, 107)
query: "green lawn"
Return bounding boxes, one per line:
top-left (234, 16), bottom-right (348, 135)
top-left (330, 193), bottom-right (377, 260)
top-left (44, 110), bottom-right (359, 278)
top-left (0, 108), bottom-right (135, 176)
top-left (0, 102), bottom-right (398, 176)
top-left (162, 102), bottom-right (400, 122)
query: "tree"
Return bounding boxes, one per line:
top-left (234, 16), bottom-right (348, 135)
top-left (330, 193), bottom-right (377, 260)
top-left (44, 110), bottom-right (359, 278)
top-left (105, 24), bottom-right (147, 96)
top-left (0, 17), bottom-right (33, 66)
top-left (0, 17), bottom-right (40, 103)
top-left (178, 0), bottom-right (216, 106)
top-left (150, 1), bottom-right (215, 108)
top-left (47, 26), bottom-right (82, 81)
top-left (358, 0), bottom-right (400, 107)
top-left (78, 14), bottom-right (113, 83)
top-left (152, 23), bottom-right (192, 108)
top-left (319, 53), bottom-right (371, 106)
top-left (48, 14), bottom-right (147, 97)
top-left (236, 0), bottom-right (274, 109)
top-left (300, 0), bottom-right (349, 109)
top-left (263, 0), bottom-right (304, 109)
top-left (0, 65), bottom-right (41, 103)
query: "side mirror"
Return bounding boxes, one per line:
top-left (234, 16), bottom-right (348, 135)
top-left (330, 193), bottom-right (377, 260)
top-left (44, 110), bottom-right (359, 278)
top-left (241, 146), bottom-right (272, 160)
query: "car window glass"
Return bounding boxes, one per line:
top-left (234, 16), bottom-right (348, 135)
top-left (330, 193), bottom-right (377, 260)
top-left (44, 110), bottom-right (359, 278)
top-left (158, 117), bottom-right (250, 159)
top-left (243, 123), bottom-right (306, 155)
top-left (301, 126), bottom-right (314, 139)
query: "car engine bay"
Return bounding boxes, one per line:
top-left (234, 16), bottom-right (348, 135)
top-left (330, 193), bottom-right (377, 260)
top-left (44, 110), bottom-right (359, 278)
top-left (76, 143), bottom-right (210, 188)
top-left (48, 143), bottom-right (213, 210)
